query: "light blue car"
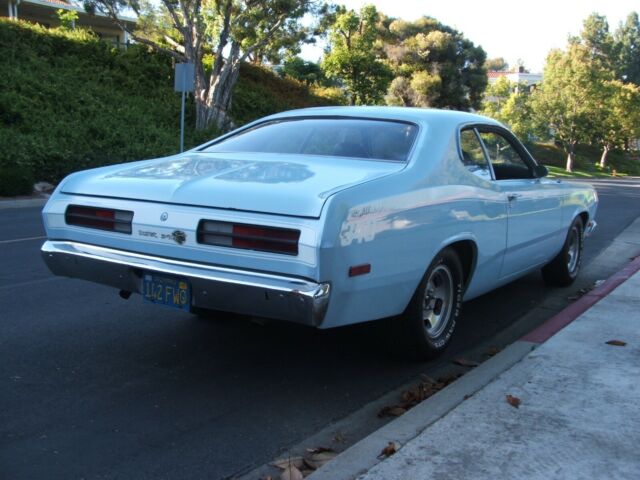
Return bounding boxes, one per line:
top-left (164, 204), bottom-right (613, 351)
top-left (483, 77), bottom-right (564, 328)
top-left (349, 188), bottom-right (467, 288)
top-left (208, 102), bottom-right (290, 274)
top-left (41, 107), bottom-right (598, 358)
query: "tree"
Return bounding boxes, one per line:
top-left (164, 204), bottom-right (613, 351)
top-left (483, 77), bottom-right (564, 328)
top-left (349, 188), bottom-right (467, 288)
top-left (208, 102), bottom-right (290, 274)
top-left (382, 16), bottom-right (487, 110)
top-left (595, 80), bottom-right (640, 167)
top-left (322, 5), bottom-right (392, 105)
top-left (577, 12), bottom-right (616, 72)
top-left (278, 56), bottom-right (328, 85)
top-left (531, 43), bottom-right (612, 172)
top-left (57, 9), bottom-right (79, 30)
top-left (614, 12), bottom-right (640, 84)
top-left (84, 0), bottom-right (316, 130)
top-left (480, 77), bottom-right (533, 139)
top-left (485, 57), bottom-right (509, 71)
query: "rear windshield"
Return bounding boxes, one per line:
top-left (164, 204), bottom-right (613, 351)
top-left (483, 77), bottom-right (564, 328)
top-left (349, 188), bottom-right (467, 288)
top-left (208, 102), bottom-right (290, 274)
top-left (201, 118), bottom-right (418, 162)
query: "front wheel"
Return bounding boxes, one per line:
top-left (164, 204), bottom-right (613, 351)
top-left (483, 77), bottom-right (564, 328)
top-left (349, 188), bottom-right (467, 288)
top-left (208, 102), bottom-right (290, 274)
top-left (389, 248), bottom-right (464, 360)
top-left (542, 216), bottom-right (584, 287)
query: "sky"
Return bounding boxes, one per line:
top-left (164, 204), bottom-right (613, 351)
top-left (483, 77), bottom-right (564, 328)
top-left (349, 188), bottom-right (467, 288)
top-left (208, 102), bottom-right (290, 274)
top-left (301, 0), bottom-right (638, 72)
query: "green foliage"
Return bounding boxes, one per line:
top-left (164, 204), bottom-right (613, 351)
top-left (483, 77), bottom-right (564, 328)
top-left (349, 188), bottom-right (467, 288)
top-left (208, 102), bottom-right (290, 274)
top-left (530, 43), bottom-right (614, 170)
top-left (322, 5), bottom-right (393, 105)
top-left (0, 165), bottom-right (34, 197)
top-left (480, 77), bottom-right (534, 139)
top-left (485, 57), bottom-right (509, 72)
top-left (383, 16), bottom-right (487, 110)
top-left (56, 9), bottom-right (79, 30)
top-left (231, 63), bottom-right (335, 124)
top-left (277, 56), bottom-right (330, 86)
top-left (615, 12), bottom-right (640, 84)
top-left (0, 19), bottom-right (334, 190)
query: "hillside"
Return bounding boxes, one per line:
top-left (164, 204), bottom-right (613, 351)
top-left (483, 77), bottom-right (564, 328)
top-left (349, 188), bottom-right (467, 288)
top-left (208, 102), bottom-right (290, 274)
top-left (0, 19), bottom-right (333, 195)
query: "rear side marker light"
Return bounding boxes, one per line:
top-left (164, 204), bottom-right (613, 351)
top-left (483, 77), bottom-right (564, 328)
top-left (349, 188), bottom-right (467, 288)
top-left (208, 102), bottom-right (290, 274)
top-left (349, 264), bottom-right (371, 277)
top-left (197, 220), bottom-right (300, 255)
top-left (65, 205), bottom-right (133, 234)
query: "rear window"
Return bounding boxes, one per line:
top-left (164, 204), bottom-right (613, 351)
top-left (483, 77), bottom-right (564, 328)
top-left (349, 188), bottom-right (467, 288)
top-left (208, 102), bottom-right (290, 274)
top-left (201, 118), bottom-right (418, 162)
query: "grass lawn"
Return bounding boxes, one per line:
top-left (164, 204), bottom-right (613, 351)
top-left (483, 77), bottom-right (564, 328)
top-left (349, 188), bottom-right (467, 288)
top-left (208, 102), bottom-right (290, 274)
top-left (528, 142), bottom-right (640, 179)
top-left (546, 165), bottom-right (637, 179)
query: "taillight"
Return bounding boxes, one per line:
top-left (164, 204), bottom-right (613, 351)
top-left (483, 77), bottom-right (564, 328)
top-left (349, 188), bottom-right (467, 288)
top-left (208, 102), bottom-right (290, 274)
top-left (197, 220), bottom-right (300, 255)
top-left (65, 205), bottom-right (133, 234)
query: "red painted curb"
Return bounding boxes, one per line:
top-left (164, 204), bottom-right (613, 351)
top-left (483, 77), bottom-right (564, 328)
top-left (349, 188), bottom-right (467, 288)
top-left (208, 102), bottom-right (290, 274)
top-left (522, 255), bottom-right (640, 343)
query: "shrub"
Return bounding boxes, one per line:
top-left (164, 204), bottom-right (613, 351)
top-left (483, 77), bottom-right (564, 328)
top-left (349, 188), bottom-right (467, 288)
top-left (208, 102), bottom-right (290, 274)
top-left (0, 20), bottom-right (336, 187)
top-left (0, 165), bottom-right (34, 197)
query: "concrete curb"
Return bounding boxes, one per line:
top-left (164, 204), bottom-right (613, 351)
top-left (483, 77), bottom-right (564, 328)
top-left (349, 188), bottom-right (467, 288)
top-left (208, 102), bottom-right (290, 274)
top-left (307, 341), bottom-right (536, 480)
top-left (308, 254), bottom-right (640, 480)
top-left (0, 197), bottom-right (48, 210)
top-left (523, 255), bottom-right (640, 343)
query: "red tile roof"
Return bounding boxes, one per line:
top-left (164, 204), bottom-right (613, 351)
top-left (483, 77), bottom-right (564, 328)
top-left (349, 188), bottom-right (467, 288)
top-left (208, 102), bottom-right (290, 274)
top-left (487, 71), bottom-right (517, 78)
top-left (40, 0), bottom-right (73, 6)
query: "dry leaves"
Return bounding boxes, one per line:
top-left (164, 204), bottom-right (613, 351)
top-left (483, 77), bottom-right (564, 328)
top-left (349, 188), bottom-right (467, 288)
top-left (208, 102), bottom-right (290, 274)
top-left (378, 442), bottom-right (398, 458)
top-left (606, 339), bottom-right (627, 347)
top-left (272, 457), bottom-right (304, 470)
top-left (378, 374), bottom-right (462, 418)
top-left (333, 432), bottom-right (346, 444)
top-left (453, 358), bottom-right (479, 368)
top-left (272, 448), bottom-right (337, 479)
top-left (280, 465), bottom-right (304, 480)
top-left (485, 346), bottom-right (502, 357)
top-left (506, 394), bottom-right (521, 408)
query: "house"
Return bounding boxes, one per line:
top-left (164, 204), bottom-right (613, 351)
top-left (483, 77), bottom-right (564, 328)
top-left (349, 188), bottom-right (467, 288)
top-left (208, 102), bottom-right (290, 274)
top-left (488, 67), bottom-right (543, 90)
top-left (3, 0), bottom-right (136, 45)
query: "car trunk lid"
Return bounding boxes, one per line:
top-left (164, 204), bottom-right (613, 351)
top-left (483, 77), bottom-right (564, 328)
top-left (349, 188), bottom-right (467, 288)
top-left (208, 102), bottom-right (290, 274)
top-left (60, 152), bottom-right (404, 218)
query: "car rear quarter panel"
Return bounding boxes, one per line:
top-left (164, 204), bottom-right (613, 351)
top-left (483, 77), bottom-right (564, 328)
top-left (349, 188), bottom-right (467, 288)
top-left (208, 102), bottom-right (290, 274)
top-left (558, 180), bottom-right (598, 228)
top-left (317, 122), bottom-right (508, 328)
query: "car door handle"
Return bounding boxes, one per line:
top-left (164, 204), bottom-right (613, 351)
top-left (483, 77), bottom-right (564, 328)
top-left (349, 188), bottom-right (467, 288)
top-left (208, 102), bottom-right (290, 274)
top-left (507, 193), bottom-right (522, 202)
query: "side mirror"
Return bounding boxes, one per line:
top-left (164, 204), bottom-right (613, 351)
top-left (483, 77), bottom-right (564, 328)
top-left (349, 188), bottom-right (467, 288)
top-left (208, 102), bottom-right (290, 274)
top-left (534, 165), bottom-right (548, 178)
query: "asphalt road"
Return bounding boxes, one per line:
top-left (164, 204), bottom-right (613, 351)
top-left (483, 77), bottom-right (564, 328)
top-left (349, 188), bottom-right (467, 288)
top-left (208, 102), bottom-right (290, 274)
top-left (2, 178), bottom-right (640, 480)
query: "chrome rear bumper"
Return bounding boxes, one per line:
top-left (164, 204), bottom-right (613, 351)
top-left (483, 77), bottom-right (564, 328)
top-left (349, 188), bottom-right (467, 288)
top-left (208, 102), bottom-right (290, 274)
top-left (41, 241), bottom-right (330, 326)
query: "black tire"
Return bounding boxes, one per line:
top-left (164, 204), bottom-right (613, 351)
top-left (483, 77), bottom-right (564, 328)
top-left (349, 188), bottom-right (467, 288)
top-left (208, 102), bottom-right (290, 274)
top-left (389, 248), bottom-right (464, 360)
top-left (542, 216), bottom-right (584, 287)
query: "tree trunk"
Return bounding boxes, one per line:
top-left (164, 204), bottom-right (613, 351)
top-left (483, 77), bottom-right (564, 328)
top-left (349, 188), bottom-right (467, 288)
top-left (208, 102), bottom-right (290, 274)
top-left (599, 145), bottom-right (610, 168)
top-left (564, 140), bottom-right (577, 172)
top-left (565, 152), bottom-right (574, 172)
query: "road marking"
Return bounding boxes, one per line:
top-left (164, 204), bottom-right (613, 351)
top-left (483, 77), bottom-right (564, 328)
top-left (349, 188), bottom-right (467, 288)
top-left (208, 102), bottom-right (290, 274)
top-left (0, 276), bottom-right (59, 291)
top-left (0, 235), bottom-right (46, 245)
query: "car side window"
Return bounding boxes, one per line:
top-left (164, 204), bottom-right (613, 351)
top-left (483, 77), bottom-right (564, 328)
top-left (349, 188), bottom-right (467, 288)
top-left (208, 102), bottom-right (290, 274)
top-left (459, 129), bottom-right (492, 180)
top-left (479, 131), bottom-right (533, 180)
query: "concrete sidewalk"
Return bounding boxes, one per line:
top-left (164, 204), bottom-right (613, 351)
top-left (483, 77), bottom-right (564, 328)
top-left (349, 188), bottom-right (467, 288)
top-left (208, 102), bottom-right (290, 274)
top-left (311, 259), bottom-right (640, 480)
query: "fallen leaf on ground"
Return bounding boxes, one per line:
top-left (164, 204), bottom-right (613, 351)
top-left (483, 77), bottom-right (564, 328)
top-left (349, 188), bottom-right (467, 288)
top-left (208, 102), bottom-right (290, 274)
top-left (506, 394), bottom-right (521, 408)
top-left (272, 457), bottom-right (304, 470)
top-left (485, 346), bottom-right (502, 357)
top-left (453, 358), bottom-right (479, 367)
top-left (333, 432), bottom-right (346, 444)
top-left (304, 451), bottom-right (337, 470)
top-left (378, 373), bottom-right (463, 418)
top-left (606, 340), bottom-right (627, 347)
top-left (378, 442), bottom-right (398, 458)
top-left (305, 446), bottom-right (335, 454)
top-left (280, 465), bottom-right (304, 480)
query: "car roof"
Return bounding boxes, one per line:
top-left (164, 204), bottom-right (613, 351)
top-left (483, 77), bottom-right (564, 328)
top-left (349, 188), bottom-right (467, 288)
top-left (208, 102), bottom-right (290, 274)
top-left (262, 106), bottom-right (502, 128)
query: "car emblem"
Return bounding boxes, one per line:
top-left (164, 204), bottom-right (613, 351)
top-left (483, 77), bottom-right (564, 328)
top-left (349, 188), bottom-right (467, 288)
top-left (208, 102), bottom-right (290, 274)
top-left (172, 230), bottom-right (187, 245)
top-left (160, 212), bottom-right (169, 222)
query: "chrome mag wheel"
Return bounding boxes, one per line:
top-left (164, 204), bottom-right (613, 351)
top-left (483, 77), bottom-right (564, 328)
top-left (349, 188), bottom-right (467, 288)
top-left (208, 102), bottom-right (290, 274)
top-left (566, 225), bottom-right (581, 275)
top-left (422, 264), bottom-right (454, 338)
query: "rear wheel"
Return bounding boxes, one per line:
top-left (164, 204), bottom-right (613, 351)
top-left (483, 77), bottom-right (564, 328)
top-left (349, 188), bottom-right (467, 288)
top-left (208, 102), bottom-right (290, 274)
top-left (389, 248), bottom-right (464, 360)
top-left (542, 216), bottom-right (584, 287)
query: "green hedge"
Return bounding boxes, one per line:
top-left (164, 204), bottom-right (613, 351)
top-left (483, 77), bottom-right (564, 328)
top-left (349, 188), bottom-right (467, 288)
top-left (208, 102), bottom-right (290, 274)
top-left (0, 20), bottom-right (334, 195)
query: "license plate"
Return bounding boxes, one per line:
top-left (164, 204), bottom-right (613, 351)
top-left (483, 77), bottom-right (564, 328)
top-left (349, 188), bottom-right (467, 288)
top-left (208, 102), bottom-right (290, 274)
top-left (142, 274), bottom-right (191, 310)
